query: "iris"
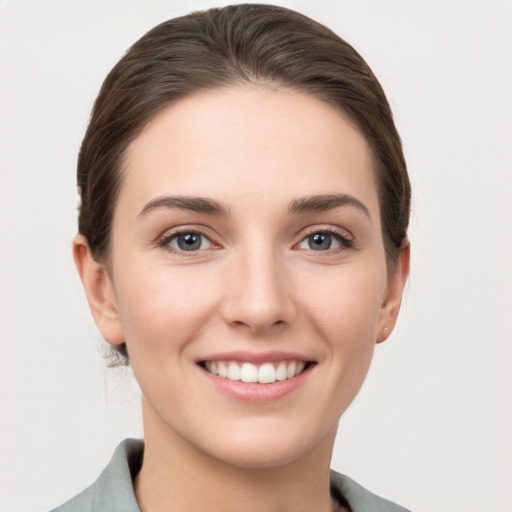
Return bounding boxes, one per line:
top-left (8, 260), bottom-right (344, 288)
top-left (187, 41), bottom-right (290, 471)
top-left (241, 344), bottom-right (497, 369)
top-left (308, 233), bottom-right (332, 250)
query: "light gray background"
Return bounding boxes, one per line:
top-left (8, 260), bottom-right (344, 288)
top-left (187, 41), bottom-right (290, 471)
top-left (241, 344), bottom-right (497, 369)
top-left (1, 1), bottom-right (511, 511)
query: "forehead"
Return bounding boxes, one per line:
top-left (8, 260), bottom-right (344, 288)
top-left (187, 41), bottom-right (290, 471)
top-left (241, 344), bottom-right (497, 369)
top-left (119, 86), bottom-right (380, 220)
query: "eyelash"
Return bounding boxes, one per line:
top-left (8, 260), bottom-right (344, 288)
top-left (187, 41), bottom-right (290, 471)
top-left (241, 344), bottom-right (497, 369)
top-left (296, 226), bottom-right (355, 253)
top-left (158, 228), bottom-right (219, 256)
top-left (157, 226), bottom-right (355, 255)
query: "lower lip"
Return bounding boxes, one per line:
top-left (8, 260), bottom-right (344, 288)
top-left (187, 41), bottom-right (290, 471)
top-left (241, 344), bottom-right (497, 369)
top-left (199, 365), bottom-right (313, 403)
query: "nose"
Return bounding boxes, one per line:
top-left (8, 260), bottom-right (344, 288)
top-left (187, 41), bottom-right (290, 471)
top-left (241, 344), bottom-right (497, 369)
top-left (220, 246), bottom-right (297, 335)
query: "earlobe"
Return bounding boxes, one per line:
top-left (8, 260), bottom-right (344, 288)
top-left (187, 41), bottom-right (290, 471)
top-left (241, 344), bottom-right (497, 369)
top-left (376, 241), bottom-right (410, 343)
top-left (72, 234), bottom-right (125, 345)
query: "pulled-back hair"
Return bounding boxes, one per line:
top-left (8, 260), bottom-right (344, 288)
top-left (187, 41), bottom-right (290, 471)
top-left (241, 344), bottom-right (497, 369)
top-left (77, 3), bottom-right (410, 363)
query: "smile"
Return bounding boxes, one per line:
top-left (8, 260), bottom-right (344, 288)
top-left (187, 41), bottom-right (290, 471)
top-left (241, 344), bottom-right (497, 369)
top-left (203, 360), bottom-right (307, 384)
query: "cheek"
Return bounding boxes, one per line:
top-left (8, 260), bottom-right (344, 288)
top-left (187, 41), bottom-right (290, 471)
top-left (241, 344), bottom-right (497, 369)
top-left (306, 266), bottom-right (386, 406)
top-left (300, 264), bottom-right (387, 342)
top-left (113, 264), bottom-right (222, 355)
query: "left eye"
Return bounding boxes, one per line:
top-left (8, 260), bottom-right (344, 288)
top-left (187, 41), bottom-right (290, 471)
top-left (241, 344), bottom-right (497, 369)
top-left (297, 232), bottom-right (343, 251)
top-left (166, 232), bottom-right (214, 252)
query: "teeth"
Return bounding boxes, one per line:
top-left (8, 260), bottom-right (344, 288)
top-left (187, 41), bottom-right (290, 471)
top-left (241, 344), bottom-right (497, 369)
top-left (227, 361), bottom-right (241, 381)
top-left (218, 361), bottom-right (228, 378)
top-left (276, 362), bottom-right (287, 381)
top-left (258, 363), bottom-right (276, 383)
top-left (240, 362), bottom-right (258, 383)
top-left (204, 359), bottom-right (308, 384)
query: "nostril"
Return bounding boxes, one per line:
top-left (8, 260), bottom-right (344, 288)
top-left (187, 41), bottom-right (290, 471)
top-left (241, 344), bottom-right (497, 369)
top-left (230, 318), bottom-right (286, 333)
top-left (219, 266), bottom-right (297, 332)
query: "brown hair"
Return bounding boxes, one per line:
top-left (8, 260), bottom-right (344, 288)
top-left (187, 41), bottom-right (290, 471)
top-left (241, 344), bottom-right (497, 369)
top-left (77, 3), bottom-right (411, 363)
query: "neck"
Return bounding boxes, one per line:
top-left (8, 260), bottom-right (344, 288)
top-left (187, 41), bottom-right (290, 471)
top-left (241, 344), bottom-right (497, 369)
top-left (134, 400), bottom-right (340, 512)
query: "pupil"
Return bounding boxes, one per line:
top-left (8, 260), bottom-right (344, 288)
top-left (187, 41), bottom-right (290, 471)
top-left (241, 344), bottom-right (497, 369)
top-left (178, 233), bottom-right (201, 251)
top-left (309, 233), bottom-right (331, 250)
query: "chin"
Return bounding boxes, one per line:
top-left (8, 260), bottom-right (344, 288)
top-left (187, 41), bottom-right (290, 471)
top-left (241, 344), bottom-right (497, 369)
top-left (211, 443), bottom-right (309, 470)
top-left (198, 420), bottom-right (337, 470)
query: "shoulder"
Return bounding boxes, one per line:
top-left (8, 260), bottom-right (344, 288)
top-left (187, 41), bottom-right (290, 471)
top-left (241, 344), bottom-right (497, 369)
top-left (330, 470), bottom-right (412, 512)
top-left (50, 440), bottom-right (411, 512)
top-left (49, 439), bottom-right (144, 512)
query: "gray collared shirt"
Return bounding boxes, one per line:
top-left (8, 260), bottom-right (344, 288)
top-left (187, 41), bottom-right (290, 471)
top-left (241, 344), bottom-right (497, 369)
top-left (50, 439), bottom-right (411, 512)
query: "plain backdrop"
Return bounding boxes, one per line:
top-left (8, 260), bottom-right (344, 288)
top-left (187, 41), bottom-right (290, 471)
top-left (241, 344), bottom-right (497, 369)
top-left (1, 1), bottom-right (511, 511)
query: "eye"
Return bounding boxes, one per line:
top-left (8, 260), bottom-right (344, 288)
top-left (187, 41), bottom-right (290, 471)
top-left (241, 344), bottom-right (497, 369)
top-left (297, 230), bottom-right (352, 251)
top-left (164, 231), bottom-right (215, 252)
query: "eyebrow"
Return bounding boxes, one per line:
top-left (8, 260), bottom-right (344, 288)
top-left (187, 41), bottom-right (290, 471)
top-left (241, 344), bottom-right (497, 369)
top-left (138, 195), bottom-right (229, 218)
top-left (288, 193), bottom-right (371, 219)
top-left (137, 193), bottom-right (370, 220)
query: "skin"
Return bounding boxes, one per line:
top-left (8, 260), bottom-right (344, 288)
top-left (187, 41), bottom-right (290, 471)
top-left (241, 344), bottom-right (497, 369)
top-left (74, 86), bottom-right (409, 512)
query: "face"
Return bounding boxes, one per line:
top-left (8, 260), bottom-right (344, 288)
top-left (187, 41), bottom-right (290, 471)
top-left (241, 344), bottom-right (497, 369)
top-left (77, 86), bottom-right (407, 469)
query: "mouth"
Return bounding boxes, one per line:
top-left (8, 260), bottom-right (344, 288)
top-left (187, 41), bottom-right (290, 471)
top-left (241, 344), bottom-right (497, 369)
top-left (199, 359), bottom-right (312, 384)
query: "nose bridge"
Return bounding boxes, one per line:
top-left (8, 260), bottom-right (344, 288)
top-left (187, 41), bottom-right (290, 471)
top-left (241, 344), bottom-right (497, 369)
top-left (221, 238), bottom-right (294, 333)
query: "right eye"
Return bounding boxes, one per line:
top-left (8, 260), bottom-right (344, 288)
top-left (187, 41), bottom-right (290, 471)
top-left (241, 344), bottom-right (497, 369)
top-left (163, 231), bottom-right (215, 253)
top-left (297, 232), bottom-right (343, 251)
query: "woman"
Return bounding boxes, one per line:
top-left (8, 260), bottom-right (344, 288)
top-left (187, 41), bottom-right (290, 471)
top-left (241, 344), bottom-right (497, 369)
top-left (53, 4), bottom-right (411, 511)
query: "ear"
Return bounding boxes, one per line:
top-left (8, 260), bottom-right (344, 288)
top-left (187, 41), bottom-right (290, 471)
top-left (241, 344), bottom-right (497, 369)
top-left (376, 241), bottom-right (410, 343)
top-left (72, 234), bottom-right (124, 345)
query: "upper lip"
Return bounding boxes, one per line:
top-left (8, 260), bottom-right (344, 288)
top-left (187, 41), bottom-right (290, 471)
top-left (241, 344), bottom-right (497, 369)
top-left (196, 351), bottom-right (314, 365)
